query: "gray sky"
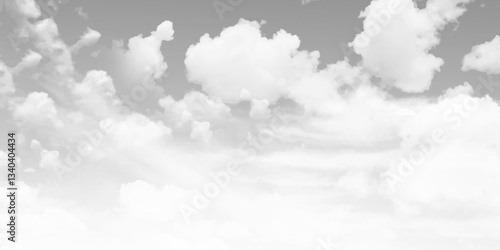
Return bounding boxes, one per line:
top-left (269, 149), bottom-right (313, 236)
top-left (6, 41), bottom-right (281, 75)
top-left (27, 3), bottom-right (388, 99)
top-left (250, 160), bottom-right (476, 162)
top-left (2, 0), bottom-right (499, 98)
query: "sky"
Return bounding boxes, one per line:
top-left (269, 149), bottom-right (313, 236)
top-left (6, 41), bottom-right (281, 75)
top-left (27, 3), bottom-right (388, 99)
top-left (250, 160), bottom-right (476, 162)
top-left (0, 0), bottom-right (500, 249)
top-left (1, 0), bottom-right (499, 98)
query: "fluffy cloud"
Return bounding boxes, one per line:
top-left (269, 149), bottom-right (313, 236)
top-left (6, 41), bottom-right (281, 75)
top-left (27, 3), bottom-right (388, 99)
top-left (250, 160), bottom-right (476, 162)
top-left (71, 70), bottom-right (121, 118)
top-left (351, 0), bottom-right (472, 93)
top-left (12, 92), bottom-right (63, 128)
top-left (462, 35), bottom-right (500, 74)
top-left (441, 82), bottom-right (474, 98)
top-left (31, 18), bottom-right (74, 75)
top-left (185, 19), bottom-right (319, 103)
top-left (158, 91), bottom-right (231, 127)
top-left (110, 20), bottom-right (174, 82)
top-left (107, 112), bottom-right (172, 148)
top-left (185, 20), bottom-right (373, 118)
top-left (388, 93), bottom-right (500, 209)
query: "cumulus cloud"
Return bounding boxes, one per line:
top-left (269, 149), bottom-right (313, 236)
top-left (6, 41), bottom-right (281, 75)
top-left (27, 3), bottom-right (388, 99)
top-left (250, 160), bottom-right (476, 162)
top-left (185, 20), bottom-right (375, 119)
top-left (71, 70), bottom-right (121, 118)
top-left (158, 91), bottom-right (231, 127)
top-left (186, 19), bottom-right (320, 103)
top-left (12, 92), bottom-right (64, 128)
top-left (32, 18), bottom-right (74, 75)
top-left (462, 35), bottom-right (500, 74)
top-left (110, 20), bottom-right (174, 81)
top-left (108, 112), bottom-right (172, 147)
top-left (351, 0), bottom-right (472, 93)
top-left (389, 93), bottom-right (500, 209)
top-left (441, 82), bottom-right (474, 98)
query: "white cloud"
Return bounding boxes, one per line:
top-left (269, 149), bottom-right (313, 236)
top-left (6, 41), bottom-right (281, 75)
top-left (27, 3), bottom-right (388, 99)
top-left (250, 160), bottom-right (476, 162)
top-left (39, 149), bottom-right (62, 170)
top-left (351, 0), bottom-right (472, 93)
top-left (70, 28), bottom-right (101, 53)
top-left (0, 183), bottom-right (88, 249)
top-left (11, 49), bottom-right (42, 74)
top-left (13, 0), bottom-right (41, 19)
top-left (158, 91), bottom-right (231, 127)
top-left (108, 112), bottom-right (172, 147)
top-left (185, 19), bottom-right (320, 103)
top-left (110, 20), bottom-right (174, 81)
top-left (462, 35), bottom-right (500, 74)
top-left (335, 170), bottom-right (374, 197)
top-left (441, 82), bottom-right (474, 98)
top-left (385, 93), bottom-right (500, 209)
top-left (32, 18), bottom-right (74, 75)
top-left (249, 99), bottom-right (271, 119)
top-left (190, 120), bottom-right (213, 145)
top-left (71, 70), bottom-right (121, 118)
top-left (12, 92), bottom-right (63, 128)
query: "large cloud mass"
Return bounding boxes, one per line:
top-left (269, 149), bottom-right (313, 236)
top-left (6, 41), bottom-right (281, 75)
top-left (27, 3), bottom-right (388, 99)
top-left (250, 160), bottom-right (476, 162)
top-left (1, 0), bottom-right (499, 249)
top-left (185, 19), bottom-right (320, 103)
